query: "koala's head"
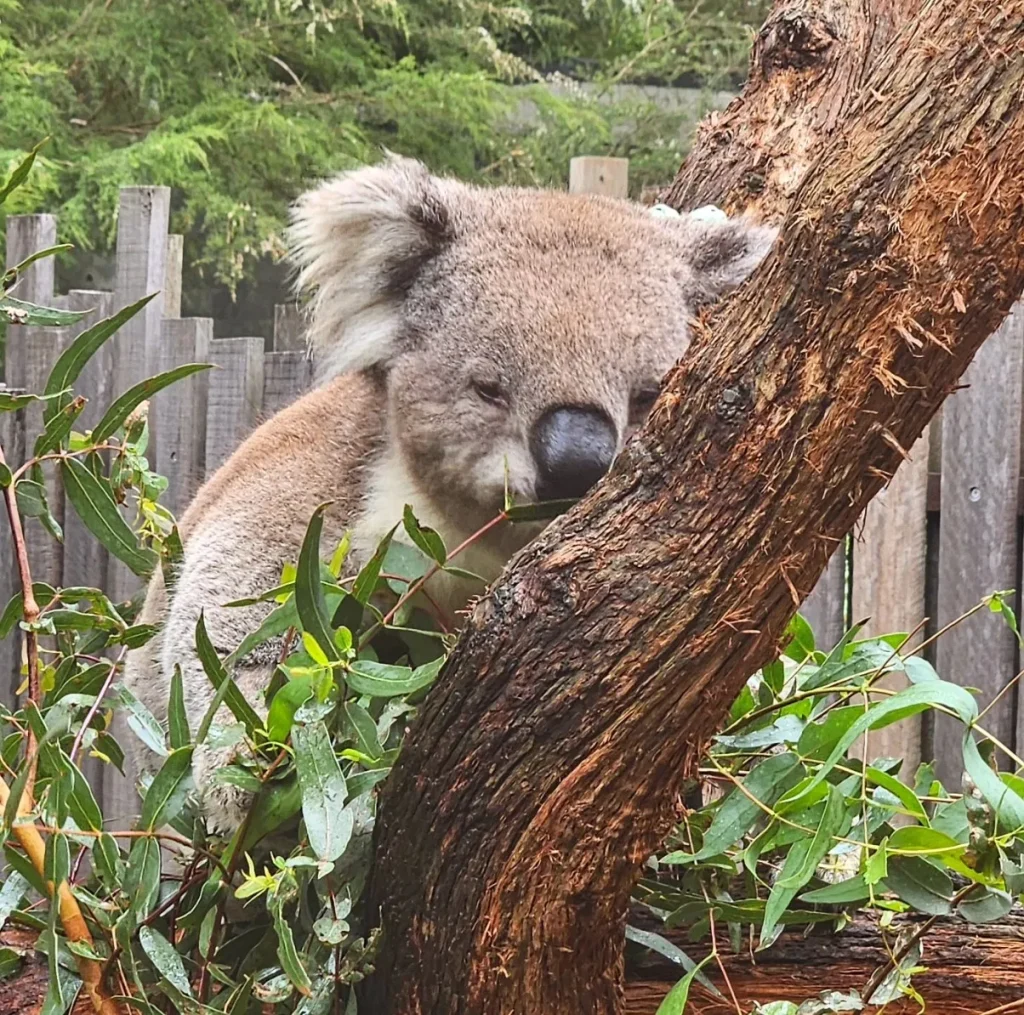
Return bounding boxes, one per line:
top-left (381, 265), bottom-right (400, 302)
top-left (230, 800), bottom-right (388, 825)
top-left (289, 156), bottom-right (775, 537)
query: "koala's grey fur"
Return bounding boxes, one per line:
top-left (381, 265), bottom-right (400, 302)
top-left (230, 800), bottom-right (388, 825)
top-left (122, 156), bottom-right (776, 833)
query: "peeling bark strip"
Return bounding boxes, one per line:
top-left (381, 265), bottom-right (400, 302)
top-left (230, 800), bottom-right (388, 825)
top-left (364, 3), bottom-right (1024, 1013)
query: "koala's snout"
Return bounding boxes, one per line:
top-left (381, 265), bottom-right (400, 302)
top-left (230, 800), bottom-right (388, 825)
top-left (530, 406), bottom-right (617, 502)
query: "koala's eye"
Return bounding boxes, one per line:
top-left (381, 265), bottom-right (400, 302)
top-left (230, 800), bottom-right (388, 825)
top-left (472, 379), bottom-right (507, 407)
top-left (629, 386), bottom-right (660, 424)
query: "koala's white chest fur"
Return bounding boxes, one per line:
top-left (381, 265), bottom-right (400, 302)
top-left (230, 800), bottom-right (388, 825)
top-left (352, 445), bottom-right (508, 625)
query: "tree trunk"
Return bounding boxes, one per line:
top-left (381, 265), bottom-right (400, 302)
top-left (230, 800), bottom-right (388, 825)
top-left (363, 3), bottom-right (1024, 1013)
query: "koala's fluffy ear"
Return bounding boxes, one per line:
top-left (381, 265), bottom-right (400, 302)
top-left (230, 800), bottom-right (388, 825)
top-left (674, 211), bottom-right (778, 308)
top-left (288, 155), bottom-right (456, 379)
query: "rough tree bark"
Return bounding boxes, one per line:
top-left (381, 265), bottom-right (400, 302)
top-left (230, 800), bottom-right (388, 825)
top-left (363, 2), bottom-right (1024, 1013)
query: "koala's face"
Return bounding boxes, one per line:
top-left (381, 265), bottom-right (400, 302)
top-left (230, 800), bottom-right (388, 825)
top-left (289, 158), bottom-right (776, 537)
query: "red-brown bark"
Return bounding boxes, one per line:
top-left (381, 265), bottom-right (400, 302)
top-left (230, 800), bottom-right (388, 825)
top-left (363, 2), bottom-right (1024, 1012)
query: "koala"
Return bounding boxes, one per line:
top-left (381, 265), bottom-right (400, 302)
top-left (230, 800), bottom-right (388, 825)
top-left (122, 156), bottom-right (776, 833)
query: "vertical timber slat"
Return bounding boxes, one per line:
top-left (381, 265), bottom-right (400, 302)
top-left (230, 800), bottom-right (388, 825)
top-left (273, 303), bottom-right (306, 352)
top-left (0, 401), bottom-right (26, 709)
top-left (206, 337), bottom-right (264, 474)
top-left (851, 433), bottom-right (930, 773)
top-left (153, 318), bottom-right (213, 517)
top-left (263, 350), bottom-right (313, 418)
top-left (935, 306), bottom-right (1024, 787)
top-left (569, 157), bottom-right (629, 199)
top-left (4, 215), bottom-right (66, 587)
top-left (164, 234), bottom-right (184, 320)
top-left (799, 547), bottom-right (846, 649)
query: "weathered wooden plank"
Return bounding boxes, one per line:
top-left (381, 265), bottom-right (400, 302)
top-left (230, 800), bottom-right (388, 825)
top-left (273, 303), bottom-right (306, 352)
top-left (0, 400), bottom-right (26, 710)
top-left (107, 186), bottom-right (170, 605)
top-left (799, 545), bottom-right (846, 650)
top-left (205, 337), bottom-right (264, 474)
top-left (164, 234), bottom-right (184, 319)
top-left (4, 214), bottom-right (66, 587)
top-left (153, 318), bottom-right (213, 517)
top-left (104, 187), bottom-right (170, 822)
top-left (263, 349), bottom-right (312, 418)
top-left (934, 306), bottom-right (1024, 787)
top-left (569, 156), bottom-right (629, 198)
top-left (851, 433), bottom-right (929, 772)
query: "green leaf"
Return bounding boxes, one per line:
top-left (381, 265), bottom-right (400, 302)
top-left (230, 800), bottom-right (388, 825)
top-left (505, 498), bottom-right (576, 522)
top-left (800, 873), bottom-right (871, 905)
top-left (92, 363), bottom-right (212, 443)
top-left (402, 505), bottom-right (446, 564)
top-left (1, 295), bottom-right (87, 328)
top-left (4, 245), bottom-right (74, 288)
top-left (293, 721), bottom-right (352, 864)
top-left (266, 675), bottom-right (315, 744)
top-left (884, 856), bottom-right (954, 915)
top-left (962, 732), bottom-right (1024, 832)
top-left (624, 926), bottom-right (720, 997)
top-left (140, 747), bottom-right (194, 831)
top-left (296, 504), bottom-right (342, 664)
top-left (342, 700), bottom-right (383, 761)
top-left (116, 685), bottom-right (168, 757)
top-left (223, 598), bottom-right (298, 669)
top-left (655, 955), bottom-right (714, 1015)
top-left (784, 613), bottom-right (815, 662)
top-left (168, 666), bottom-right (190, 750)
top-left (270, 891), bottom-right (313, 997)
top-left (693, 753), bottom-right (803, 861)
top-left (62, 457), bottom-right (158, 576)
top-left (194, 611), bottom-right (262, 741)
top-left (865, 838), bottom-right (888, 886)
top-left (346, 657), bottom-right (442, 698)
top-left (138, 926), bottom-right (194, 999)
top-left (0, 142), bottom-right (46, 207)
top-left (762, 784), bottom-right (845, 945)
top-left (124, 835), bottom-right (162, 920)
top-left (801, 681), bottom-right (978, 799)
top-left (0, 872), bottom-right (29, 932)
top-left (43, 293), bottom-right (157, 425)
top-left (66, 757), bottom-right (103, 832)
top-left (887, 825), bottom-right (963, 858)
top-left (864, 767), bottom-right (930, 826)
top-left (352, 526), bottom-right (396, 604)
top-left (34, 397), bottom-right (85, 457)
top-left (958, 886), bottom-right (1013, 924)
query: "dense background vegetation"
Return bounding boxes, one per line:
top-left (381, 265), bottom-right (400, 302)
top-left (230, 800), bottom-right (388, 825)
top-left (1, 0), bottom-right (768, 299)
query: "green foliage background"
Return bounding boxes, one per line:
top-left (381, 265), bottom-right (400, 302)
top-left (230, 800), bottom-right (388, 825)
top-left (0, 0), bottom-right (767, 295)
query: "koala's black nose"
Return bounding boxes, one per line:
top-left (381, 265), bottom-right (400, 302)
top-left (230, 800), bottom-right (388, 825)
top-left (531, 406), bottom-right (617, 502)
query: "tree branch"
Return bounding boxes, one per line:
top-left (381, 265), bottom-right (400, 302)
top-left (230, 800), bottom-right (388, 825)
top-left (364, 2), bottom-right (1024, 1012)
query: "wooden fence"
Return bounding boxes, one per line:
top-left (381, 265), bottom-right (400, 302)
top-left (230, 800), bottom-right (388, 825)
top-left (1, 158), bottom-right (1022, 818)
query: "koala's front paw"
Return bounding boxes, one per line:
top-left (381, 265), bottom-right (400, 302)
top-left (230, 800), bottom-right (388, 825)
top-left (193, 742), bottom-right (256, 836)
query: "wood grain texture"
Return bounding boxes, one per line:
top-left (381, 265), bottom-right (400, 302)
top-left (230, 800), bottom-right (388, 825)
top-left (851, 432), bottom-right (929, 771)
top-left (934, 307), bottom-right (1023, 787)
top-left (164, 234), bottom-right (184, 320)
top-left (205, 337), bottom-right (264, 474)
top-left (0, 401), bottom-right (26, 708)
top-left (152, 318), bottom-right (212, 517)
top-left (569, 157), bottom-right (629, 198)
top-left (364, 6), bottom-right (1024, 1011)
top-left (262, 349), bottom-right (313, 418)
top-left (799, 545), bottom-right (846, 648)
top-left (4, 214), bottom-right (65, 587)
top-left (273, 302), bottom-right (306, 352)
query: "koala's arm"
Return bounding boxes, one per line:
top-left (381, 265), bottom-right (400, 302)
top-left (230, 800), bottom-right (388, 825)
top-left (123, 375), bottom-right (382, 833)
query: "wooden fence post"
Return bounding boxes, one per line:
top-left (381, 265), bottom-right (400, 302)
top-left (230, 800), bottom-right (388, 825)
top-left (0, 400), bottom-right (26, 707)
top-left (164, 234), bottom-right (184, 319)
top-left (205, 337), bottom-right (265, 473)
top-left (934, 307), bottom-right (1024, 786)
top-left (263, 351), bottom-right (312, 418)
top-left (4, 214), bottom-right (66, 587)
top-left (153, 319), bottom-right (213, 517)
top-left (273, 303), bottom-right (306, 352)
top-left (569, 157), bottom-right (629, 199)
top-left (799, 546), bottom-right (847, 649)
top-left (851, 434), bottom-right (930, 772)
